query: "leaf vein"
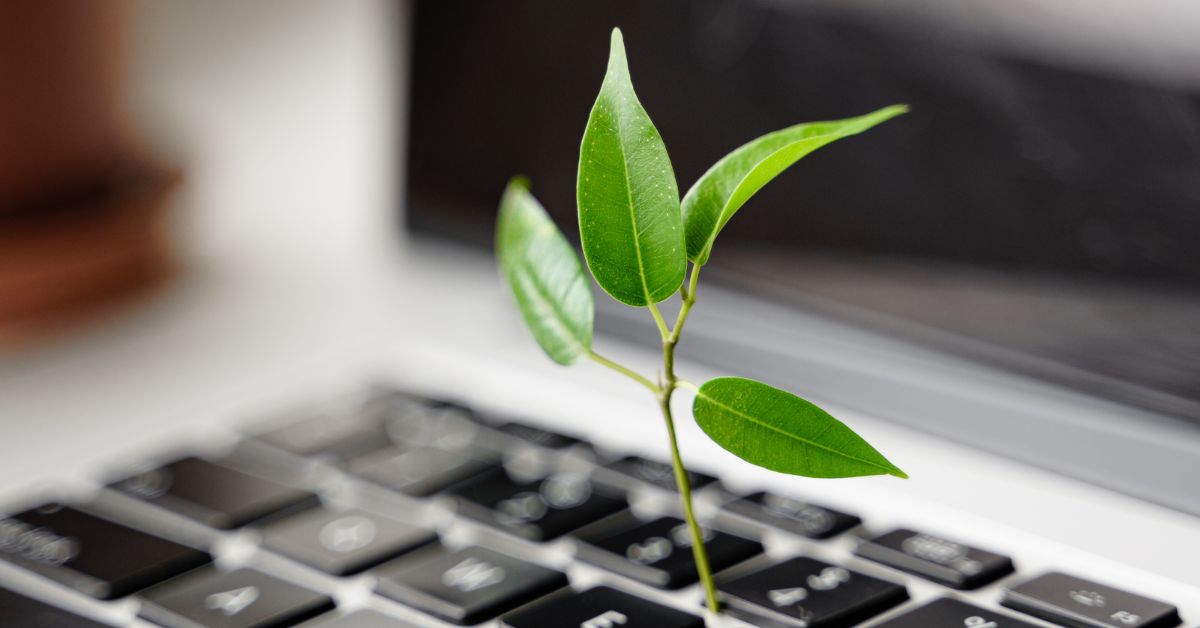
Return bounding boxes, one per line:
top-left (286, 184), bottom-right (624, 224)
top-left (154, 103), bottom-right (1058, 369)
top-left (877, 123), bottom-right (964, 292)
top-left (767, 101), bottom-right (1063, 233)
top-left (697, 390), bottom-right (893, 473)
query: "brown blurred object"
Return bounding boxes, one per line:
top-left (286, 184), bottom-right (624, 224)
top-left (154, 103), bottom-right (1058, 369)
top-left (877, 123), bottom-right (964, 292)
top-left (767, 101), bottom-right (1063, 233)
top-left (0, 0), bottom-right (177, 342)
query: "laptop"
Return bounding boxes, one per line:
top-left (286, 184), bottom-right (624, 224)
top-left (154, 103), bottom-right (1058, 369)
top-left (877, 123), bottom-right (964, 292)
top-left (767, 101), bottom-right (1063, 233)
top-left (1, 1), bottom-right (1197, 626)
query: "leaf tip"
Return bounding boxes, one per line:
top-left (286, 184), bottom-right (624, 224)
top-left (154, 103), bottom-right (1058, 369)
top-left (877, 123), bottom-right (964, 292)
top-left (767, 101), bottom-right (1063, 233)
top-left (877, 104), bottom-right (910, 122)
top-left (507, 175), bottom-right (531, 192)
top-left (888, 466), bottom-right (909, 479)
top-left (610, 27), bottom-right (624, 47)
top-left (606, 27), bottom-right (628, 74)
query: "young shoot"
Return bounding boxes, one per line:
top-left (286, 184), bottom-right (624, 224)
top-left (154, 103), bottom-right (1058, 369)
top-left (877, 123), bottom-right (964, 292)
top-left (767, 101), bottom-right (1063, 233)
top-left (496, 27), bottom-right (908, 616)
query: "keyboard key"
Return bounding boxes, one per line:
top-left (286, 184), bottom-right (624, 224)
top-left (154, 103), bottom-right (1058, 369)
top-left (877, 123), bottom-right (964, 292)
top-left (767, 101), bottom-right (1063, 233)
top-left (601, 456), bottom-right (717, 492)
top-left (451, 468), bottom-right (626, 541)
top-left (502, 585), bottom-right (703, 628)
top-left (139, 566), bottom-right (334, 628)
top-left (574, 512), bottom-right (762, 589)
top-left (0, 587), bottom-right (113, 627)
top-left (305, 609), bottom-right (418, 626)
top-left (720, 557), bottom-right (907, 627)
top-left (385, 404), bottom-right (482, 451)
top-left (109, 457), bottom-right (319, 529)
top-left (724, 492), bottom-right (860, 539)
top-left (261, 507), bottom-right (435, 576)
top-left (0, 503), bottom-right (211, 599)
top-left (351, 447), bottom-right (496, 497)
top-left (875, 597), bottom-right (1041, 627)
top-left (495, 422), bottom-right (581, 449)
top-left (375, 546), bottom-right (567, 625)
top-left (1002, 572), bottom-right (1182, 628)
top-left (856, 528), bottom-right (1014, 589)
top-left (254, 411), bottom-right (392, 462)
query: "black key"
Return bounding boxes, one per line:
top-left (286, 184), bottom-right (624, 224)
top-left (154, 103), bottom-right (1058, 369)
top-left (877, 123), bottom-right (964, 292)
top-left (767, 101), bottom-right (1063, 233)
top-left (261, 507), bottom-right (434, 575)
top-left (351, 447), bottom-right (496, 497)
top-left (502, 586), bottom-right (703, 628)
top-left (109, 457), bottom-right (319, 529)
top-left (875, 597), bottom-right (1042, 627)
top-left (375, 546), bottom-right (567, 625)
top-left (139, 566), bottom-right (334, 628)
top-left (451, 468), bottom-right (626, 541)
top-left (495, 422), bottom-right (581, 449)
top-left (0, 503), bottom-right (210, 599)
top-left (856, 528), bottom-right (1014, 589)
top-left (601, 456), bottom-right (717, 492)
top-left (0, 587), bottom-right (113, 627)
top-left (719, 557), bottom-right (907, 628)
top-left (305, 609), bottom-right (418, 626)
top-left (574, 512), bottom-right (762, 589)
top-left (1003, 572), bottom-right (1182, 628)
top-left (724, 492), bottom-right (860, 539)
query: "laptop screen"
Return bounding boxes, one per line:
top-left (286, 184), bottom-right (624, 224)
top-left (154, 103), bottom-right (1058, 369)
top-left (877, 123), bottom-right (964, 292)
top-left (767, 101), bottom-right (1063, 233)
top-left (404, 0), bottom-right (1200, 424)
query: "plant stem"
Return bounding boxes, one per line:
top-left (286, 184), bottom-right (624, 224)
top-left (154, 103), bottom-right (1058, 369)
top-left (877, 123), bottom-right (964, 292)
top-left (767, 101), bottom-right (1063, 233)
top-left (655, 261), bottom-right (719, 613)
top-left (658, 387), bottom-right (720, 613)
top-left (589, 351), bottom-right (660, 395)
top-left (648, 301), bottom-right (670, 340)
top-left (671, 264), bottom-right (701, 342)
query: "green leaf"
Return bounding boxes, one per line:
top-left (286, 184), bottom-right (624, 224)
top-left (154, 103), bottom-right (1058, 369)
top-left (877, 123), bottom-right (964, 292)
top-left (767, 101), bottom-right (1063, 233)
top-left (682, 105), bottom-right (909, 265)
top-left (496, 177), bottom-right (594, 365)
top-left (577, 28), bottom-right (685, 307)
top-left (692, 377), bottom-right (907, 479)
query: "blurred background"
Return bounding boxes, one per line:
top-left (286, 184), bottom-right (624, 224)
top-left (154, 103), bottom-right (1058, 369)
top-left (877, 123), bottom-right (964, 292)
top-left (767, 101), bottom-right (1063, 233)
top-left (2, 0), bottom-right (1199, 507)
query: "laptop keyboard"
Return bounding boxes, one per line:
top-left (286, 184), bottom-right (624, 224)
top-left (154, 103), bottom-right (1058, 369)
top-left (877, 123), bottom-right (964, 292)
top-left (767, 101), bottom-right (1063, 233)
top-left (0, 388), bottom-right (1187, 627)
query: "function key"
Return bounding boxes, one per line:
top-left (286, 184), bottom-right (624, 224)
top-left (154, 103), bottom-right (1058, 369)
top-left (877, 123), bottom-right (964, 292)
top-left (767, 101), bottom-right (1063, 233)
top-left (875, 597), bottom-right (1041, 627)
top-left (375, 546), bottom-right (567, 625)
top-left (450, 468), bottom-right (626, 541)
top-left (139, 566), bottom-right (334, 628)
top-left (600, 456), bottom-right (717, 492)
top-left (109, 457), bottom-right (319, 529)
top-left (719, 556), bottom-right (907, 627)
top-left (0, 503), bottom-right (210, 599)
top-left (502, 585), bottom-right (703, 628)
top-left (724, 492), bottom-right (860, 539)
top-left (574, 512), bottom-right (762, 589)
top-left (0, 587), bottom-right (113, 627)
top-left (1003, 572), bottom-right (1181, 628)
top-left (495, 422), bottom-right (582, 449)
top-left (856, 529), bottom-right (1014, 589)
top-left (260, 506), bottom-right (434, 576)
top-left (351, 447), bottom-right (496, 497)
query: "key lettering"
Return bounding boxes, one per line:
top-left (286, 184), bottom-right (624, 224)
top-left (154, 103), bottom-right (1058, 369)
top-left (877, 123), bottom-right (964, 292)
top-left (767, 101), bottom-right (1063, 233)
top-left (204, 586), bottom-right (259, 616)
top-left (626, 536), bottom-right (672, 564)
top-left (581, 610), bottom-right (628, 628)
top-left (441, 557), bottom-right (506, 591)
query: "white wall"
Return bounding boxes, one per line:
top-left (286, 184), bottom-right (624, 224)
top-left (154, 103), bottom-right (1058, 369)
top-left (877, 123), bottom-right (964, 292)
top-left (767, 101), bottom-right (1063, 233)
top-left (127, 0), bottom-right (407, 276)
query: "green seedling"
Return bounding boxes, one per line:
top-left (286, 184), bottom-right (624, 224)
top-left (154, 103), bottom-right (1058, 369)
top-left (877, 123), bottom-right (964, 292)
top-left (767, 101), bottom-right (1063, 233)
top-left (496, 27), bottom-right (908, 615)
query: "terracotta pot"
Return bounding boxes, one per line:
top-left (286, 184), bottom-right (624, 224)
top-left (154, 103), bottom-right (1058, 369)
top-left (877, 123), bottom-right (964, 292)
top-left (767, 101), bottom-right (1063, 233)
top-left (0, 0), bottom-right (177, 342)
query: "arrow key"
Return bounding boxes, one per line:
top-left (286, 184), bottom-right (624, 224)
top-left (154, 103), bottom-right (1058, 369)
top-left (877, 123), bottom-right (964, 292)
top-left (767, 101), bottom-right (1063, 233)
top-left (139, 567), bottom-right (334, 628)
